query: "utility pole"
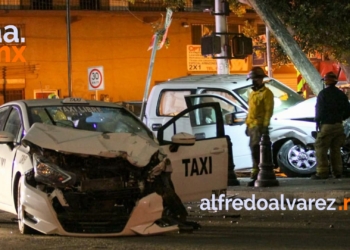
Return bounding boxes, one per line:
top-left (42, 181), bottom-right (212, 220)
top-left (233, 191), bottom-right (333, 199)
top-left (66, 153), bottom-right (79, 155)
top-left (215, 0), bottom-right (229, 74)
top-left (66, 0), bottom-right (72, 97)
top-left (265, 27), bottom-right (273, 77)
top-left (201, 1), bottom-right (252, 75)
top-left (2, 67), bottom-right (6, 103)
top-left (140, 8), bottom-right (173, 121)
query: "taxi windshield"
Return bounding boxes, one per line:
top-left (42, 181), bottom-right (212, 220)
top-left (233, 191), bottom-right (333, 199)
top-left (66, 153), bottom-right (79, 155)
top-left (28, 105), bottom-right (154, 139)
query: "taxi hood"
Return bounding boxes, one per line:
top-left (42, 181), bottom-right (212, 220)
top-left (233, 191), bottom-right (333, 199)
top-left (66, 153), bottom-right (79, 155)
top-left (23, 123), bottom-right (160, 167)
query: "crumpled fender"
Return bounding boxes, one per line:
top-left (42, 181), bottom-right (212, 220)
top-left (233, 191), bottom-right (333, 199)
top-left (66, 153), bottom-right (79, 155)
top-left (270, 127), bottom-right (315, 146)
top-left (125, 193), bottom-right (179, 235)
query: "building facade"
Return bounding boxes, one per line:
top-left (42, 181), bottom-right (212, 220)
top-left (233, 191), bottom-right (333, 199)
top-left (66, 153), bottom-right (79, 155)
top-left (0, 0), bottom-right (294, 104)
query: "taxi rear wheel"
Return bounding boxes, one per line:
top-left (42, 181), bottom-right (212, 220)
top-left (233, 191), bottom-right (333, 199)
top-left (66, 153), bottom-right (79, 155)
top-left (277, 140), bottom-right (317, 177)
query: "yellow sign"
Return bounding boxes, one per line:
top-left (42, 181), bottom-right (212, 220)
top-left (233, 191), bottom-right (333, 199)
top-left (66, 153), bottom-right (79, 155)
top-left (186, 45), bottom-right (249, 72)
top-left (187, 45), bottom-right (217, 72)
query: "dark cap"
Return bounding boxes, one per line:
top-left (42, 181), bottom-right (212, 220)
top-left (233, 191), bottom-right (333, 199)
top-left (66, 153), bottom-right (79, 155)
top-left (246, 67), bottom-right (268, 80)
top-left (322, 71), bottom-right (338, 82)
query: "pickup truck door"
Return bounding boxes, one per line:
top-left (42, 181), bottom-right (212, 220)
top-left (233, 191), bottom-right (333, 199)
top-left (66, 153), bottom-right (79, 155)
top-left (184, 94), bottom-right (252, 171)
top-left (157, 103), bottom-right (229, 203)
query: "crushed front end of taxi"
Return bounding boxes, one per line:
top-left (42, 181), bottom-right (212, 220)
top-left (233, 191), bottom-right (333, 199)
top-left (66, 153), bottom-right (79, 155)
top-left (20, 123), bottom-right (188, 236)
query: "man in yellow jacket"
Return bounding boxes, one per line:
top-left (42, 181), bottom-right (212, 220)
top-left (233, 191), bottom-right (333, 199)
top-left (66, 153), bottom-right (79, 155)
top-left (245, 67), bottom-right (274, 186)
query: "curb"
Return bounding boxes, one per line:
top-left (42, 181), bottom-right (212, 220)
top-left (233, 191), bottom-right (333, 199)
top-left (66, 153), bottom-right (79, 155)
top-left (227, 178), bottom-right (350, 202)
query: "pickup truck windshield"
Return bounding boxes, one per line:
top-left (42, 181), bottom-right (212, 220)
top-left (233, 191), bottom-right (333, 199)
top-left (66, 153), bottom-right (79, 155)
top-left (234, 79), bottom-right (305, 113)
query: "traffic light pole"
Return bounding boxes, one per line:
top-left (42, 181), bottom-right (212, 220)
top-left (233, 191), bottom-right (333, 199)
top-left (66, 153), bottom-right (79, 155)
top-left (66, 0), bottom-right (72, 97)
top-left (201, 1), bottom-right (252, 64)
top-left (265, 27), bottom-right (273, 77)
top-left (215, 0), bottom-right (229, 74)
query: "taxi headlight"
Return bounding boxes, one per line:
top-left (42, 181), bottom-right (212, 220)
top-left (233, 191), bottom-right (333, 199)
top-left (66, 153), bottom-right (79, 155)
top-left (33, 153), bottom-right (76, 187)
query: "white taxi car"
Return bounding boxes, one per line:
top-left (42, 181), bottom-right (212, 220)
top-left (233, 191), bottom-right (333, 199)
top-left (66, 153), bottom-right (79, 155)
top-left (0, 97), bottom-right (229, 236)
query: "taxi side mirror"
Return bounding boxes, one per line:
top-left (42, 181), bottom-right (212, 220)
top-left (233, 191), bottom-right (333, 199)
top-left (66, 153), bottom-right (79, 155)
top-left (169, 132), bottom-right (196, 152)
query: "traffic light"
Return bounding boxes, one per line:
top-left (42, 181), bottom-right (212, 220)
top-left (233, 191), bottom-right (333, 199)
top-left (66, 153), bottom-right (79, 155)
top-left (201, 36), bottom-right (221, 55)
top-left (222, 0), bottom-right (230, 16)
top-left (231, 35), bottom-right (253, 58)
top-left (192, 0), bottom-right (214, 10)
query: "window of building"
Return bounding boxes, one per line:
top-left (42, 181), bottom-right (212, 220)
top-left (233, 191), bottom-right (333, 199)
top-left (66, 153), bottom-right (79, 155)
top-left (80, 0), bottom-right (100, 10)
top-left (5, 89), bottom-right (24, 102)
top-left (109, 0), bottom-right (128, 11)
top-left (257, 24), bottom-right (266, 35)
top-left (0, 89), bottom-right (24, 105)
top-left (191, 24), bottom-right (240, 44)
top-left (0, 0), bottom-right (20, 10)
top-left (128, 0), bottom-right (165, 11)
top-left (31, 0), bottom-right (52, 10)
top-left (33, 89), bottom-right (58, 99)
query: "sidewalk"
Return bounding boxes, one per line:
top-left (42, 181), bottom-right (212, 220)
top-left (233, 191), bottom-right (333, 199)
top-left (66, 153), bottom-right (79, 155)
top-left (227, 177), bottom-right (350, 202)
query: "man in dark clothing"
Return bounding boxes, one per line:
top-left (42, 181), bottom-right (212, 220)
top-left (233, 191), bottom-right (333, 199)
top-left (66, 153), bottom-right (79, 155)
top-left (312, 72), bottom-right (350, 179)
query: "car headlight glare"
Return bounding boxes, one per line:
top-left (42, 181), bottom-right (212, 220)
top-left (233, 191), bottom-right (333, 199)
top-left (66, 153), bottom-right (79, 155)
top-left (33, 153), bottom-right (75, 187)
top-left (36, 162), bottom-right (71, 183)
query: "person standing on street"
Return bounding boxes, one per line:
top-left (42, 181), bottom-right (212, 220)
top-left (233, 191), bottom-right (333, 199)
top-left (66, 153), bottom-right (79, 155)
top-left (245, 67), bottom-right (274, 186)
top-left (312, 71), bottom-right (350, 179)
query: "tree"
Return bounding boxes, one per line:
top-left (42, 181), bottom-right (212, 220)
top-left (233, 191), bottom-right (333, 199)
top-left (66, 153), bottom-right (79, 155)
top-left (265, 1), bottom-right (350, 58)
top-left (234, 0), bottom-right (323, 94)
top-left (142, 0), bottom-right (350, 92)
top-left (234, 0), bottom-right (350, 85)
top-left (262, 0), bottom-right (350, 83)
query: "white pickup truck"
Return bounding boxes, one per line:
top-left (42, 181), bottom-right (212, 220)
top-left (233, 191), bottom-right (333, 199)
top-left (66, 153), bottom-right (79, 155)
top-left (143, 74), bottom-right (319, 177)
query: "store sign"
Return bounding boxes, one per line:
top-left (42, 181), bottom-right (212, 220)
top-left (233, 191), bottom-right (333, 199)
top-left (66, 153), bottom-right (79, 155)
top-left (186, 45), bottom-right (249, 72)
top-left (0, 25), bottom-right (26, 62)
top-left (187, 45), bottom-right (217, 72)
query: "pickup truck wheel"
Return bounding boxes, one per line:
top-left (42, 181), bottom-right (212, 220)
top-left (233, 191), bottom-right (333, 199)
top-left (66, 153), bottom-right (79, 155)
top-left (277, 140), bottom-right (317, 177)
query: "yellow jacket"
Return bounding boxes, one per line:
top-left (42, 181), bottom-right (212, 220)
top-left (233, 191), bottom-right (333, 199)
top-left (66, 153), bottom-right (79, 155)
top-left (246, 85), bottom-right (274, 128)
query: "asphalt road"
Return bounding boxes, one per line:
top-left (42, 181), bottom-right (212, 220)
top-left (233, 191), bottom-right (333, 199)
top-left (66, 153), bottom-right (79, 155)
top-left (1, 203), bottom-right (350, 250)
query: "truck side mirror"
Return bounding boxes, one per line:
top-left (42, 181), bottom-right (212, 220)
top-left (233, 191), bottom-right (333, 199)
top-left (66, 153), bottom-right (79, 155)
top-left (224, 112), bottom-right (246, 125)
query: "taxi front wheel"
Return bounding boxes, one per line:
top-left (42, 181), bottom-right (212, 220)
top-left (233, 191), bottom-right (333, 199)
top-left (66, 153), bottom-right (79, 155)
top-left (17, 177), bottom-right (38, 235)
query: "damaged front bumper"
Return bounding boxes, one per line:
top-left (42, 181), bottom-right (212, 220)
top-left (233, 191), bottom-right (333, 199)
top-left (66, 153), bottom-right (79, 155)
top-left (19, 177), bottom-right (179, 236)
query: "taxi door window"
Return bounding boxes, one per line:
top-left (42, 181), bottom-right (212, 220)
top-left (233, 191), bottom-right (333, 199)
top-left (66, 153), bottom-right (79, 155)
top-left (4, 108), bottom-right (22, 141)
top-left (0, 106), bottom-right (10, 130)
top-left (161, 106), bottom-right (219, 142)
top-left (187, 95), bottom-right (247, 125)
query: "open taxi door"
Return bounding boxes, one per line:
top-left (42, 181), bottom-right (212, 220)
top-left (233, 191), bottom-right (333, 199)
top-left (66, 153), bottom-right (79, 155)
top-left (184, 94), bottom-right (250, 172)
top-left (157, 102), bottom-right (230, 202)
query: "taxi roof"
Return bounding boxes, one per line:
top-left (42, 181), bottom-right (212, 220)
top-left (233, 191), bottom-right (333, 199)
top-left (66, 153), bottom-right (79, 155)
top-left (6, 98), bottom-right (121, 108)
